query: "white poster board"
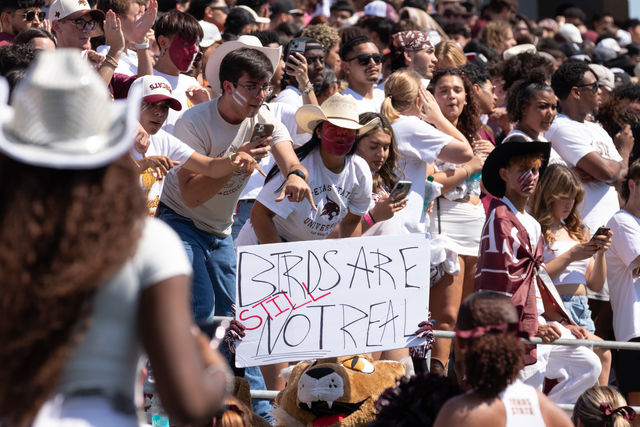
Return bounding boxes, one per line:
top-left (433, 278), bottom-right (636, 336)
top-left (234, 234), bottom-right (430, 367)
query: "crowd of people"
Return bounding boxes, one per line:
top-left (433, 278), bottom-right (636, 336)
top-left (1, 0), bottom-right (640, 425)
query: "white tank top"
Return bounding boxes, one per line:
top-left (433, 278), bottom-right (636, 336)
top-left (500, 379), bottom-right (546, 427)
top-left (543, 240), bottom-right (590, 286)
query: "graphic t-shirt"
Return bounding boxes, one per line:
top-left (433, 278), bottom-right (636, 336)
top-left (138, 129), bottom-right (195, 215)
top-left (252, 149), bottom-right (372, 241)
top-left (160, 97), bottom-right (292, 236)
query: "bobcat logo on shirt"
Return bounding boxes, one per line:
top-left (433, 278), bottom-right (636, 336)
top-left (320, 196), bottom-right (340, 220)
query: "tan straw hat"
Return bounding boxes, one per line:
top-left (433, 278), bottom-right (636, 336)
top-left (0, 49), bottom-right (141, 169)
top-left (295, 93), bottom-right (364, 134)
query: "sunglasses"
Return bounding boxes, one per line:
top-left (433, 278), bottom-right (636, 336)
top-left (22, 10), bottom-right (46, 22)
top-left (209, 5), bottom-right (229, 13)
top-left (62, 17), bottom-right (97, 31)
top-left (574, 81), bottom-right (600, 94)
top-left (346, 53), bottom-right (382, 66)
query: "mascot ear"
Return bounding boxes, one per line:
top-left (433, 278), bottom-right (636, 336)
top-left (279, 365), bottom-right (296, 384)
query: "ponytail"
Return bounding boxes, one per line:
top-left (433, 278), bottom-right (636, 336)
top-left (380, 96), bottom-right (400, 124)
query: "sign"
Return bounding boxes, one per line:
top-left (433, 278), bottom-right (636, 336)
top-left (234, 234), bottom-right (430, 367)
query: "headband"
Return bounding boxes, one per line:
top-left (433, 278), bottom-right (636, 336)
top-left (391, 30), bottom-right (432, 53)
top-left (599, 403), bottom-right (636, 421)
top-left (455, 322), bottom-right (525, 339)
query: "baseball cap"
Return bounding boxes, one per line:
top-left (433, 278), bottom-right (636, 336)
top-left (234, 5), bottom-right (269, 24)
top-left (364, 1), bottom-right (387, 18)
top-left (48, 0), bottom-right (105, 22)
top-left (557, 23), bottom-right (582, 44)
top-left (131, 75), bottom-right (182, 111)
top-left (199, 20), bottom-right (221, 48)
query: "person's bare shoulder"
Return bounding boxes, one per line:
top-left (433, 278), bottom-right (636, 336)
top-left (537, 390), bottom-right (573, 427)
top-left (434, 394), bottom-right (505, 427)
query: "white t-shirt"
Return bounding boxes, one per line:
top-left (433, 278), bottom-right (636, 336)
top-left (97, 46), bottom-right (138, 76)
top-left (499, 379), bottom-right (545, 427)
top-left (161, 97), bottom-right (292, 236)
top-left (139, 129), bottom-right (195, 215)
top-left (545, 114), bottom-right (623, 233)
top-left (342, 87), bottom-right (386, 114)
top-left (504, 129), bottom-right (565, 166)
top-left (384, 115), bottom-right (452, 234)
top-left (153, 69), bottom-right (200, 134)
top-left (56, 218), bottom-right (192, 399)
top-left (238, 149), bottom-right (372, 242)
top-left (274, 85), bottom-right (303, 107)
top-left (606, 210), bottom-right (640, 342)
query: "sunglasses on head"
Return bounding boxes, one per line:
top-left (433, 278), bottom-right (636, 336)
top-left (347, 53), bottom-right (382, 66)
top-left (23, 10), bottom-right (46, 22)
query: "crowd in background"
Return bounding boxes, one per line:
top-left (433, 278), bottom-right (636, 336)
top-left (2, 0), bottom-right (640, 425)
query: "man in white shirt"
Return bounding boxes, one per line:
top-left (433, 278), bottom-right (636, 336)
top-left (49, 0), bottom-right (104, 50)
top-left (273, 36), bottom-right (325, 107)
top-left (606, 161), bottom-right (640, 406)
top-left (340, 35), bottom-right (386, 114)
top-left (388, 30), bottom-right (438, 87)
top-left (546, 60), bottom-right (632, 234)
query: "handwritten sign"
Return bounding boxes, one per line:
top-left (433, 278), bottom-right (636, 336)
top-left (234, 234), bottom-right (430, 367)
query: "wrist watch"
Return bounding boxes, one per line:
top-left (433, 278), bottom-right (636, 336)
top-left (287, 169), bottom-right (306, 181)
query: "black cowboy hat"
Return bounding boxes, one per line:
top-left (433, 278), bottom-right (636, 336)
top-left (481, 135), bottom-right (551, 198)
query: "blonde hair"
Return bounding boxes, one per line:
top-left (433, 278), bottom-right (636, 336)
top-left (530, 164), bottom-right (586, 248)
top-left (481, 20), bottom-right (512, 52)
top-left (434, 40), bottom-right (467, 69)
top-left (214, 397), bottom-right (253, 427)
top-left (572, 386), bottom-right (633, 427)
top-left (381, 69), bottom-right (422, 123)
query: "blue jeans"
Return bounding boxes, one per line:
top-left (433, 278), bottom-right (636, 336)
top-left (157, 204), bottom-right (235, 321)
top-left (561, 294), bottom-right (596, 333)
top-left (157, 204), bottom-right (274, 423)
top-left (232, 200), bottom-right (254, 245)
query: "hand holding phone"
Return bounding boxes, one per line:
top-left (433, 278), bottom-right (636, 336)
top-left (390, 180), bottom-right (412, 201)
top-left (250, 123), bottom-right (274, 145)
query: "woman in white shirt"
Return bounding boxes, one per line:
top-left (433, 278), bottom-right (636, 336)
top-left (530, 164), bottom-right (612, 385)
top-left (239, 93), bottom-right (372, 244)
top-left (380, 69), bottom-right (473, 375)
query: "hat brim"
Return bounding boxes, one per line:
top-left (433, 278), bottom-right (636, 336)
top-left (0, 80), bottom-right (141, 170)
top-left (481, 140), bottom-right (551, 198)
top-left (295, 104), bottom-right (363, 134)
top-left (143, 94), bottom-right (182, 111)
top-left (205, 40), bottom-right (281, 94)
top-left (64, 8), bottom-right (105, 21)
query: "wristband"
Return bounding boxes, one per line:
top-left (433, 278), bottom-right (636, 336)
top-left (134, 39), bottom-right (150, 50)
top-left (364, 212), bottom-right (375, 227)
top-left (302, 84), bottom-right (314, 96)
top-left (102, 54), bottom-right (119, 68)
top-left (287, 169), bottom-right (307, 181)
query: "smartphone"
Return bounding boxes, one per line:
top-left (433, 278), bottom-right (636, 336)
top-left (286, 38), bottom-right (306, 72)
top-left (250, 123), bottom-right (274, 145)
top-left (390, 180), bottom-right (412, 201)
top-left (592, 226), bottom-right (610, 238)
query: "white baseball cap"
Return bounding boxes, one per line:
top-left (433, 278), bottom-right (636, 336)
top-left (130, 75), bottom-right (182, 111)
top-left (48, 0), bottom-right (105, 22)
top-left (234, 5), bottom-right (270, 24)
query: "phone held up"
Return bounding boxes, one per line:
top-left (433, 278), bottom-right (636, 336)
top-left (390, 180), bottom-right (412, 201)
top-left (286, 38), bottom-right (306, 73)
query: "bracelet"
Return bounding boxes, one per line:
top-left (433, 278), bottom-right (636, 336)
top-left (134, 39), bottom-right (150, 50)
top-left (363, 212), bottom-right (375, 227)
top-left (302, 84), bottom-right (314, 96)
top-left (102, 54), bottom-right (119, 69)
top-left (462, 165), bottom-right (471, 178)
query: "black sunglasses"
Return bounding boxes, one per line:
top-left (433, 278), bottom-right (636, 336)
top-left (209, 5), bottom-right (229, 13)
top-left (574, 80), bottom-right (600, 94)
top-left (23, 10), bottom-right (46, 22)
top-left (346, 53), bottom-right (382, 66)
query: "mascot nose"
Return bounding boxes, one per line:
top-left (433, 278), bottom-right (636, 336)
top-left (305, 367), bottom-right (334, 380)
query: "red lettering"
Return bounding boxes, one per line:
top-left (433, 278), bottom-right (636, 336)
top-left (238, 308), bottom-right (263, 330)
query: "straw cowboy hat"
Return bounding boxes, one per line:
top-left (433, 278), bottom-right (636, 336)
top-left (481, 135), bottom-right (551, 198)
top-left (0, 49), bottom-right (140, 169)
top-left (295, 93), bottom-right (364, 134)
top-left (205, 35), bottom-right (281, 93)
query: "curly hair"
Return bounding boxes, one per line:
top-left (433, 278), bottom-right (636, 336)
top-left (429, 68), bottom-right (481, 143)
top-left (370, 373), bottom-right (462, 427)
top-left (356, 112), bottom-right (401, 192)
top-left (500, 52), bottom-right (555, 93)
top-left (530, 164), bottom-right (586, 248)
top-left (0, 154), bottom-right (146, 425)
top-left (301, 24), bottom-right (340, 51)
top-left (456, 292), bottom-right (524, 398)
top-left (506, 76), bottom-right (555, 123)
top-left (551, 59), bottom-right (592, 100)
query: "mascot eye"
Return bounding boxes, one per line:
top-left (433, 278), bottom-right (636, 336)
top-left (342, 356), bottom-right (375, 374)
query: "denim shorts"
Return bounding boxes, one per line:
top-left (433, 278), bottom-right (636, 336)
top-left (560, 294), bottom-right (595, 333)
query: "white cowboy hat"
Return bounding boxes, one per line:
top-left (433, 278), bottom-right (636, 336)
top-left (0, 49), bottom-right (141, 169)
top-left (295, 93), bottom-right (364, 134)
top-left (205, 35), bottom-right (281, 94)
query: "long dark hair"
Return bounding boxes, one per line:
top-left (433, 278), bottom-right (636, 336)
top-left (0, 154), bottom-right (146, 425)
top-left (264, 121), bottom-right (357, 183)
top-left (356, 112), bottom-right (401, 192)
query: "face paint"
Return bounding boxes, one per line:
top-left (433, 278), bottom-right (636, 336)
top-left (168, 35), bottom-right (198, 72)
top-left (518, 168), bottom-right (539, 193)
top-left (232, 88), bottom-right (248, 107)
top-left (321, 122), bottom-right (357, 156)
